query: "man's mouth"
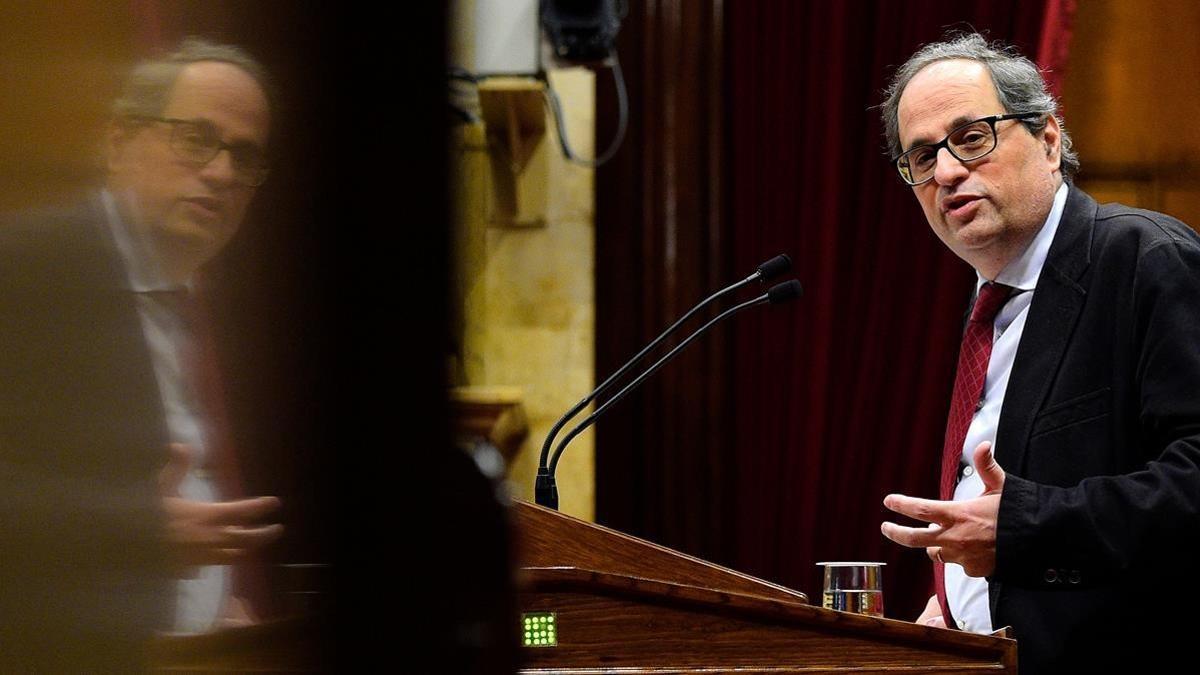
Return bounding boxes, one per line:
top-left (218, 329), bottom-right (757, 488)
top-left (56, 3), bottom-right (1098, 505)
top-left (182, 196), bottom-right (222, 218)
top-left (942, 193), bottom-right (982, 218)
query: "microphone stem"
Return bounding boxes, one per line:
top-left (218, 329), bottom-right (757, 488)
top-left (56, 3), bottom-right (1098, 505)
top-left (536, 273), bottom-right (759, 473)
top-left (549, 294), bottom-right (769, 475)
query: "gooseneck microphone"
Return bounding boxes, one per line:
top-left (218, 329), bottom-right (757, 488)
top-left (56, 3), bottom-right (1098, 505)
top-left (534, 255), bottom-right (791, 509)
top-left (548, 279), bottom-right (802, 475)
top-left (534, 256), bottom-right (792, 509)
top-left (534, 264), bottom-right (802, 509)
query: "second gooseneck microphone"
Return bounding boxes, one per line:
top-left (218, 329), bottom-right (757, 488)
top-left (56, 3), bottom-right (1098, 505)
top-left (535, 255), bottom-right (800, 509)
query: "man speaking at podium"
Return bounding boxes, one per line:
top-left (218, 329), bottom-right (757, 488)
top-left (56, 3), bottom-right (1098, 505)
top-left (877, 33), bottom-right (1200, 673)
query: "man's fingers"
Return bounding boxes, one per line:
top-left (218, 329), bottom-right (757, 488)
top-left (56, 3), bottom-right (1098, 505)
top-left (883, 493), bottom-right (951, 524)
top-left (173, 496), bottom-right (283, 525)
top-left (216, 523), bottom-right (284, 548)
top-left (916, 594), bottom-right (940, 621)
top-left (172, 523), bottom-right (283, 548)
top-left (169, 524), bottom-right (284, 567)
top-left (972, 441), bottom-right (1006, 493)
top-left (880, 521), bottom-right (942, 548)
top-left (188, 547), bottom-right (254, 567)
top-left (207, 496), bottom-right (282, 525)
top-left (216, 596), bottom-right (258, 629)
top-left (163, 495), bottom-right (285, 571)
top-left (882, 494), bottom-right (950, 549)
top-left (211, 524), bottom-right (284, 554)
top-left (926, 546), bottom-right (944, 564)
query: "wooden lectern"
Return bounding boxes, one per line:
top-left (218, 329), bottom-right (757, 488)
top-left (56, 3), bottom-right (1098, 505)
top-left (514, 499), bottom-right (1016, 673)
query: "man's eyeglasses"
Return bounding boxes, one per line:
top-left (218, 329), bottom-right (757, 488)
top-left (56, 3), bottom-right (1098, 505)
top-left (130, 116), bottom-right (270, 187)
top-left (893, 112), bottom-right (1043, 186)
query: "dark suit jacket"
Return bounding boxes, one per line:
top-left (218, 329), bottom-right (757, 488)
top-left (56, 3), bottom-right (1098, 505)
top-left (988, 186), bottom-right (1200, 673)
top-left (0, 197), bottom-right (170, 671)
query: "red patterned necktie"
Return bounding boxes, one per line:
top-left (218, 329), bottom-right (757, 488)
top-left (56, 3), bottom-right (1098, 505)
top-left (935, 281), bottom-right (1013, 628)
top-left (146, 288), bottom-right (270, 616)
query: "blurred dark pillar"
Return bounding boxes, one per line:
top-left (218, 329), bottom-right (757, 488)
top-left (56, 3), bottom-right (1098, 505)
top-left (128, 1), bottom-right (484, 669)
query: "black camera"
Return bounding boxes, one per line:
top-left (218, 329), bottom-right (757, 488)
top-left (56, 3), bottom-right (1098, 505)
top-left (540, 0), bottom-right (625, 64)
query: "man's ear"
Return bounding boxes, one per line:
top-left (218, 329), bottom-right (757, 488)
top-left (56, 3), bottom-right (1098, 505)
top-left (1041, 114), bottom-right (1062, 172)
top-left (105, 120), bottom-right (135, 173)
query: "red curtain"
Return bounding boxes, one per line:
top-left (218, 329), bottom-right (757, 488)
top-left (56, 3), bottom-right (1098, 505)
top-left (1038, 0), bottom-right (1078, 97)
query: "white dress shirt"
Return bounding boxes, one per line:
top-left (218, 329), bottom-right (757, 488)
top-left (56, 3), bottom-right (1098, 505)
top-left (101, 190), bottom-right (228, 633)
top-left (946, 183), bottom-right (1069, 633)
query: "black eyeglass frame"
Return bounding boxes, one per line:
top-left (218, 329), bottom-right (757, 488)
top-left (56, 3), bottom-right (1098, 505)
top-left (127, 115), bottom-right (270, 187)
top-left (893, 111), bottom-right (1044, 186)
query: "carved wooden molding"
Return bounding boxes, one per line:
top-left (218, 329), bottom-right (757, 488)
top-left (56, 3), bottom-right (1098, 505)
top-left (449, 385), bottom-right (529, 460)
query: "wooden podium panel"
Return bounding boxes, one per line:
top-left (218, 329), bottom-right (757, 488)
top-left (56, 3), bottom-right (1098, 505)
top-left (513, 499), bottom-right (1016, 674)
top-left (514, 497), bottom-right (806, 603)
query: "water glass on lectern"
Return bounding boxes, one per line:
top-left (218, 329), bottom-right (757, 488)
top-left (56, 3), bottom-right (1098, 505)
top-left (817, 562), bottom-right (885, 617)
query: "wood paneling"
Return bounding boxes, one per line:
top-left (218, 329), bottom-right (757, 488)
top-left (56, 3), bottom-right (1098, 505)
top-left (516, 499), bottom-right (807, 603)
top-left (0, 3), bottom-right (135, 210)
top-left (1064, 0), bottom-right (1200, 226)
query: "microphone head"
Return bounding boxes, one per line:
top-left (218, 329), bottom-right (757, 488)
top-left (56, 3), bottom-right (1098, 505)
top-left (767, 279), bottom-right (804, 304)
top-left (756, 254), bottom-right (792, 282)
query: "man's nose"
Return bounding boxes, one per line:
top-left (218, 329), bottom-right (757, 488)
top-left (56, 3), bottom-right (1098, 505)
top-left (198, 148), bottom-right (237, 186)
top-left (932, 147), bottom-right (969, 185)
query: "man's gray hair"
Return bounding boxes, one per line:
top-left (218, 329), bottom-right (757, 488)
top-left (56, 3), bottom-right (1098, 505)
top-left (112, 37), bottom-right (273, 120)
top-left (881, 32), bottom-right (1079, 178)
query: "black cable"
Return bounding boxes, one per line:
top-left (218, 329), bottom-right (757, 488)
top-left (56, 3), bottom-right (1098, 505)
top-left (448, 102), bottom-right (479, 125)
top-left (447, 66), bottom-right (480, 84)
top-left (540, 53), bottom-right (628, 168)
top-left (548, 294), bottom-right (770, 475)
top-left (447, 67), bottom-right (482, 125)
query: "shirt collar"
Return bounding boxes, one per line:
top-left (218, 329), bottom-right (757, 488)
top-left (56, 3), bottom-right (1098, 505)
top-left (977, 181), bottom-right (1069, 293)
top-left (100, 189), bottom-right (184, 293)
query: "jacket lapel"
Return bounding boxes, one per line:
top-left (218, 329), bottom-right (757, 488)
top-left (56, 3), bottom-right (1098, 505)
top-left (994, 186), bottom-right (1096, 476)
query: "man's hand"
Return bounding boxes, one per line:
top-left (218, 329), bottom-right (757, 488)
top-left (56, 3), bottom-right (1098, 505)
top-left (215, 595), bottom-right (258, 629)
top-left (160, 443), bottom-right (283, 570)
top-left (916, 594), bottom-right (945, 628)
top-left (880, 442), bottom-right (1004, 578)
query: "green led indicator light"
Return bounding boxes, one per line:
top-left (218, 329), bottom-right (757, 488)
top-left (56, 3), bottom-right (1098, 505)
top-left (521, 612), bottom-right (558, 648)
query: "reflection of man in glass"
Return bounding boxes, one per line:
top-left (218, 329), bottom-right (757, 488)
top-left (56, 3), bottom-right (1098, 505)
top-left (0, 39), bottom-right (281, 670)
top-left (106, 38), bottom-right (283, 635)
top-left (108, 41), bottom-right (271, 291)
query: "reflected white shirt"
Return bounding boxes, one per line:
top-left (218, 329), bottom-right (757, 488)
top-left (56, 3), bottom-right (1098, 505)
top-left (101, 190), bottom-right (228, 633)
